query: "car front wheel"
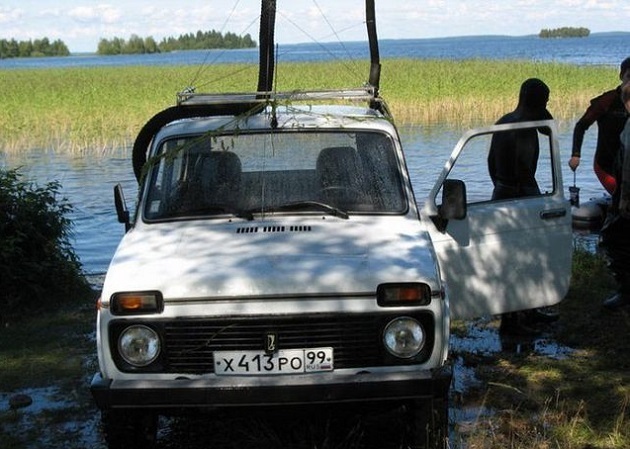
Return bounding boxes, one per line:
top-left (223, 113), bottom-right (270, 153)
top-left (404, 397), bottom-right (449, 449)
top-left (101, 410), bottom-right (158, 449)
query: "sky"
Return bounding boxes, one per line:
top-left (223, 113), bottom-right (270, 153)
top-left (1, 0), bottom-right (629, 53)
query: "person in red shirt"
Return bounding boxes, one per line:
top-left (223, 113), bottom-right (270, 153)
top-left (569, 57), bottom-right (630, 194)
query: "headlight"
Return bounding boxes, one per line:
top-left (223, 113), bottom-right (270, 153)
top-left (383, 317), bottom-right (425, 358)
top-left (118, 325), bottom-right (161, 367)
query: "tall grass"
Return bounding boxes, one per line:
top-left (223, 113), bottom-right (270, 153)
top-left (0, 59), bottom-right (619, 153)
top-left (382, 59), bottom-right (616, 125)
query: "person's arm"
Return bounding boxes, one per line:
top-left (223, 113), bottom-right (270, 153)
top-left (594, 160), bottom-right (618, 195)
top-left (488, 137), bottom-right (498, 186)
top-left (569, 91), bottom-right (615, 171)
top-left (569, 117), bottom-right (589, 171)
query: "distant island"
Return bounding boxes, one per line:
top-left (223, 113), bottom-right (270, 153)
top-left (0, 38), bottom-right (70, 59)
top-left (97, 30), bottom-right (256, 55)
top-left (539, 27), bottom-right (590, 38)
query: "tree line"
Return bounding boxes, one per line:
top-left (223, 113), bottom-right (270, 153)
top-left (539, 27), bottom-right (590, 38)
top-left (0, 38), bottom-right (70, 59)
top-left (97, 30), bottom-right (256, 55)
top-left (0, 29), bottom-right (255, 59)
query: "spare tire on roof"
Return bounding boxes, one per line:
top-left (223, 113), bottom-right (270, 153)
top-left (132, 103), bottom-right (264, 182)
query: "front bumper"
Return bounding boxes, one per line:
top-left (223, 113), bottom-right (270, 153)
top-left (91, 364), bottom-right (453, 410)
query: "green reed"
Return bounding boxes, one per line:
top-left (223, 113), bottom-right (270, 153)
top-left (0, 59), bottom-right (619, 153)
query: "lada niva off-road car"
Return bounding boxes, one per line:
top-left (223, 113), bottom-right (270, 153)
top-left (90, 87), bottom-right (572, 448)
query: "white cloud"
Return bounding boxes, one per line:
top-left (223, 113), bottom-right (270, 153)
top-left (1, 0), bottom-right (628, 53)
top-left (68, 5), bottom-right (122, 24)
top-left (0, 6), bottom-right (22, 23)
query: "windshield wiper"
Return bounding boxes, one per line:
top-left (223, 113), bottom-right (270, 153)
top-left (242, 201), bottom-right (349, 220)
top-left (169, 204), bottom-right (253, 220)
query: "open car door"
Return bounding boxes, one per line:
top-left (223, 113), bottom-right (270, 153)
top-left (419, 120), bottom-right (572, 320)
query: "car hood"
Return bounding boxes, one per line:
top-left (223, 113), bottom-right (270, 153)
top-left (102, 217), bottom-right (439, 301)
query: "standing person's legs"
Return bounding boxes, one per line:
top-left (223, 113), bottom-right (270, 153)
top-left (600, 215), bottom-right (630, 309)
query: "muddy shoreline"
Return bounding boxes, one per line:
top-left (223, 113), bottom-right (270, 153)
top-left (1, 314), bottom-right (574, 449)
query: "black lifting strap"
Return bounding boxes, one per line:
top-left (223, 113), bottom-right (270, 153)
top-left (365, 0), bottom-right (381, 93)
top-left (257, 0), bottom-right (277, 96)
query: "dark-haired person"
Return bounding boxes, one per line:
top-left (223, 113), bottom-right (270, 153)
top-left (488, 78), bottom-right (559, 335)
top-left (568, 57), bottom-right (630, 194)
top-left (600, 81), bottom-right (630, 310)
top-left (488, 78), bottom-right (553, 201)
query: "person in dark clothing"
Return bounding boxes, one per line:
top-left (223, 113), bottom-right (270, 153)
top-left (568, 57), bottom-right (630, 194)
top-left (487, 78), bottom-right (559, 335)
top-left (488, 78), bottom-right (553, 200)
top-left (600, 81), bottom-right (630, 310)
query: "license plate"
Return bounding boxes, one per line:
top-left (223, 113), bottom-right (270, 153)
top-left (214, 347), bottom-right (333, 376)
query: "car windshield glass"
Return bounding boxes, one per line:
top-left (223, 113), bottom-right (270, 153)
top-left (143, 130), bottom-right (406, 221)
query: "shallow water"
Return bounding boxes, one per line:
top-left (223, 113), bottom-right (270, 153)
top-left (0, 386), bottom-right (102, 448)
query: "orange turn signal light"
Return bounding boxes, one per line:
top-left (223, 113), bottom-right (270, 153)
top-left (377, 283), bottom-right (431, 307)
top-left (111, 291), bottom-right (164, 315)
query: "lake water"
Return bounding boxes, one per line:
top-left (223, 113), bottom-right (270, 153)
top-left (2, 33), bottom-right (629, 70)
top-left (1, 33), bottom-right (623, 276)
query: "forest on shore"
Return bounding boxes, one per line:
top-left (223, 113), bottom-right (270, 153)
top-left (97, 30), bottom-right (256, 55)
top-left (0, 29), bottom-right (256, 59)
top-left (0, 38), bottom-right (70, 59)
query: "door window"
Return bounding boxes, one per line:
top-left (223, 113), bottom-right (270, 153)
top-left (441, 124), bottom-right (555, 205)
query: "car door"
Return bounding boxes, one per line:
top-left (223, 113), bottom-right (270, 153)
top-left (419, 120), bottom-right (572, 320)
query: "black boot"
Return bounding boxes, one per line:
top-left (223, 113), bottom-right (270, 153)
top-left (523, 307), bottom-right (559, 324)
top-left (602, 292), bottom-right (630, 310)
top-left (499, 312), bottom-right (540, 336)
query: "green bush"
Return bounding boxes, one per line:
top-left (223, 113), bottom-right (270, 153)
top-left (0, 168), bottom-right (90, 320)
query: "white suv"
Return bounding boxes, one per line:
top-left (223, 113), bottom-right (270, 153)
top-left (90, 88), bottom-right (572, 448)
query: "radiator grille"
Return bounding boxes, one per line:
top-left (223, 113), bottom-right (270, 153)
top-left (111, 313), bottom-right (434, 374)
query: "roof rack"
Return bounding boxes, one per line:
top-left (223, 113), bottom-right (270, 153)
top-left (176, 87), bottom-right (380, 107)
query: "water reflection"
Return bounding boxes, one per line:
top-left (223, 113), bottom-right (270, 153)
top-left (0, 386), bottom-right (103, 448)
top-left (451, 318), bottom-right (574, 360)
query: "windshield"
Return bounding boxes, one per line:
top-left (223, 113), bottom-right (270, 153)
top-left (143, 130), bottom-right (407, 221)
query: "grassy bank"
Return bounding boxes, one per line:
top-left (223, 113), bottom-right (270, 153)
top-left (0, 249), bottom-right (628, 448)
top-left (0, 59), bottom-right (619, 153)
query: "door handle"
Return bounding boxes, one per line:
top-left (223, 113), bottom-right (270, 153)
top-left (540, 208), bottom-right (567, 220)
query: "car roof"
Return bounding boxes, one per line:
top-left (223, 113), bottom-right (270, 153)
top-left (154, 103), bottom-right (396, 140)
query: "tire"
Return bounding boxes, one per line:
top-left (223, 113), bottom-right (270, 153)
top-left (101, 410), bottom-right (158, 449)
top-left (405, 397), bottom-right (449, 449)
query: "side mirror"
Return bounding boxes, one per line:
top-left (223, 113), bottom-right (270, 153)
top-left (431, 179), bottom-right (467, 233)
top-left (114, 184), bottom-right (131, 232)
top-left (440, 179), bottom-right (467, 220)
